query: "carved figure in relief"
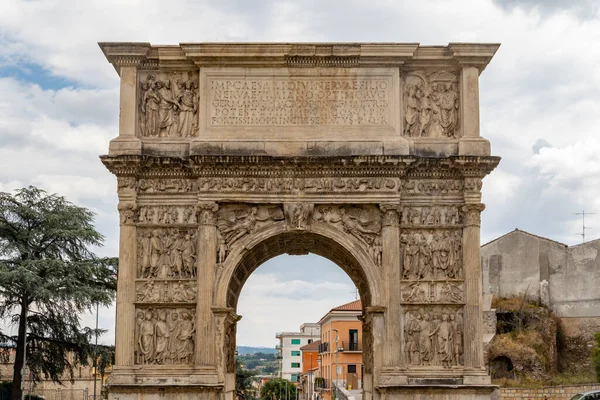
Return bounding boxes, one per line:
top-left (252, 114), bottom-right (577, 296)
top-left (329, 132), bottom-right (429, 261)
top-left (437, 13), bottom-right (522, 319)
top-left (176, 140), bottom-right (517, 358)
top-left (440, 282), bottom-right (463, 303)
top-left (181, 233), bottom-right (196, 278)
top-left (138, 229), bottom-right (197, 279)
top-left (371, 237), bottom-right (382, 267)
top-left (137, 280), bottom-right (161, 302)
top-left (404, 282), bottom-right (427, 303)
top-left (404, 307), bottom-right (463, 367)
top-left (172, 281), bottom-right (196, 303)
top-left (149, 230), bottom-right (163, 277)
top-left (157, 80), bottom-right (180, 137)
top-left (177, 80), bottom-right (198, 138)
top-left (138, 311), bottom-right (155, 364)
top-left (141, 76), bottom-right (161, 137)
top-left (217, 205), bottom-right (284, 247)
top-left (217, 237), bottom-right (228, 264)
top-left (403, 72), bottom-right (460, 138)
top-left (175, 312), bottom-right (195, 364)
top-left (155, 310), bottom-right (170, 364)
top-left (401, 230), bottom-right (462, 280)
top-left (404, 86), bottom-right (419, 136)
top-left (314, 205), bottom-right (382, 247)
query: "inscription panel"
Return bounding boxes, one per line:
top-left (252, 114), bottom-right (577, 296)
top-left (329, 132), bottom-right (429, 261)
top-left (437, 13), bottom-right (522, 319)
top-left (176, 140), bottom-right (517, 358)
top-left (200, 68), bottom-right (400, 139)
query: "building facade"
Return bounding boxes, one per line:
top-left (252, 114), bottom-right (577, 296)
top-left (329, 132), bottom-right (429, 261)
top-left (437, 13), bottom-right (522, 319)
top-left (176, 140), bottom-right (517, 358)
top-left (300, 340), bottom-right (320, 400)
top-left (317, 300), bottom-right (363, 400)
top-left (276, 323), bottom-right (321, 382)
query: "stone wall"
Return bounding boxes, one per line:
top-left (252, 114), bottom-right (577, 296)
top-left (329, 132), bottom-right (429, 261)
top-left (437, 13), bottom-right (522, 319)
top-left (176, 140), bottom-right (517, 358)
top-left (481, 229), bottom-right (600, 318)
top-left (495, 384), bottom-right (600, 400)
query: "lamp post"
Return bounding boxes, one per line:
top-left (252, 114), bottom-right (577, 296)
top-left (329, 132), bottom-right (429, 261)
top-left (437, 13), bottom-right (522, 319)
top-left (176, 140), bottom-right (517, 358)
top-left (332, 329), bottom-right (339, 400)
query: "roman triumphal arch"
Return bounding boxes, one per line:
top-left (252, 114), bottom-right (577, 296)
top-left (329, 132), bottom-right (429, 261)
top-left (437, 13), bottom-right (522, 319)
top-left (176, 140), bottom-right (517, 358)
top-left (99, 42), bottom-right (500, 400)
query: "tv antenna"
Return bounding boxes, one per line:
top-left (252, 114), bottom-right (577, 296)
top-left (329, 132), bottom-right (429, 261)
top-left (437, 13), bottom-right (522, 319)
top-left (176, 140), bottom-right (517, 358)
top-left (574, 210), bottom-right (595, 243)
top-left (350, 287), bottom-right (359, 300)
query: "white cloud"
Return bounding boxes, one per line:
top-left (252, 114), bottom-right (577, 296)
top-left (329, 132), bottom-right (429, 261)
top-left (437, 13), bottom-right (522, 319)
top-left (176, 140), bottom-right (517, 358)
top-left (1, 0), bottom-right (600, 345)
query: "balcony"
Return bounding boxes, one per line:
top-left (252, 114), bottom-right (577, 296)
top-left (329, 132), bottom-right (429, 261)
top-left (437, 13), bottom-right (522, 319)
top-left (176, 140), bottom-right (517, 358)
top-left (340, 341), bottom-right (362, 352)
top-left (275, 344), bottom-right (282, 350)
top-left (318, 342), bottom-right (329, 354)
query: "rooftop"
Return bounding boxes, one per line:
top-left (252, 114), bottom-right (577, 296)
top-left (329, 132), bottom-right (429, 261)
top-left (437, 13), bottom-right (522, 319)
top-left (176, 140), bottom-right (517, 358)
top-left (300, 340), bottom-right (321, 352)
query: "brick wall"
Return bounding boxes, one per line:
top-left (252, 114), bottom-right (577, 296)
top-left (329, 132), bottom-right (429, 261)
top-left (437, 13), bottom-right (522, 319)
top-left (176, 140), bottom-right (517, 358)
top-left (498, 384), bottom-right (600, 400)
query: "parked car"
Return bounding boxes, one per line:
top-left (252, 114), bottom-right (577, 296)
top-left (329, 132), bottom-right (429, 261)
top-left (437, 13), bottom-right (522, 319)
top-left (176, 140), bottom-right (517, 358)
top-left (570, 391), bottom-right (600, 400)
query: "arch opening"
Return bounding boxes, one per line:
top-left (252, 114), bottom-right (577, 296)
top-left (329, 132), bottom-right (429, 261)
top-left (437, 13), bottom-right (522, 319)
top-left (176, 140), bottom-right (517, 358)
top-left (224, 230), bottom-right (375, 311)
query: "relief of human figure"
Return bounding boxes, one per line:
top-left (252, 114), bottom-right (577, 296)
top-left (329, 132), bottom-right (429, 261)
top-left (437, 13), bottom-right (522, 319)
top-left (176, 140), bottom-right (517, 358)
top-left (139, 233), bottom-right (151, 277)
top-left (437, 313), bottom-right (452, 367)
top-left (181, 233), bottom-right (196, 278)
top-left (157, 80), bottom-right (179, 137)
top-left (417, 87), bottom-right (432, 137)
top-left (141, 77), bottom-right (161, 137)
top-left (154, 310), bottom-right (170, 364)
top-left (175, 312), bottom-right (195, 364)
top-left (438, 82), bottom-right (459, 138)
top-left (167, 312), bottom-right (181, 364)
top-left (450, 314), bottom-right (463, 366)
top-left (149, 230), bottom-right (163, 278)
top-left (177, 81), bottom-right (198, 137)
top-left (419, 313), bottom-right (433, 365)
top-left (138, 311), bottom-right (155, 364)
top-left (404, 85), bottom-right (419, 136)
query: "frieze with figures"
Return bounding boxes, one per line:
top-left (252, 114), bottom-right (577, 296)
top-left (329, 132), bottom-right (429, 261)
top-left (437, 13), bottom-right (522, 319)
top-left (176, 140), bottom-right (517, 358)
top-left (401, 179), bottom-right (463, 196)
top-left (400, 205), bottom-right (462, 227)
top-left (403, 71), bottom-right (460, 139)
top-left (135, 307), bottom-right (195, 365)
top-left (137, 228), bottom-right (197, 279)
top-left (403, 305), bottom-right (464, 368)
top-left (135, 279), bottom-right (197, 303)
top-left (137, 205), bottom-right (198, 225)
top-left (139, 71), bottom-right (198, 138)
top-left (400, 230), bottom-right (463, 280)
top-left (400, 281), bottom-right (464, 304)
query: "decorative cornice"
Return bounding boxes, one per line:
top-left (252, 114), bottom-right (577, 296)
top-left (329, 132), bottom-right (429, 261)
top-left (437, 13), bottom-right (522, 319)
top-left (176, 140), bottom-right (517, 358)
top-left (99, 42), bottom-right (500, 72)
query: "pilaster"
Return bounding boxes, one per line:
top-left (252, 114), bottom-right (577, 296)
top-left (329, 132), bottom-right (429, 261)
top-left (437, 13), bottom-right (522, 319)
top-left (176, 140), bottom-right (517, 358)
top-left (379, 205), bottom-right (403, 368)
top-left (458, 66), bottom-right (490, 156)
top-left (196, 202), bottom-right (219, 367)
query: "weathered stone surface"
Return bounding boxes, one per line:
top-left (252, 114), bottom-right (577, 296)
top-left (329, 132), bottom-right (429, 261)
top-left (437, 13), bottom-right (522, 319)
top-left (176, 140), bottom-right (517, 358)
top-left (99, 42), bottom-right (500, 400)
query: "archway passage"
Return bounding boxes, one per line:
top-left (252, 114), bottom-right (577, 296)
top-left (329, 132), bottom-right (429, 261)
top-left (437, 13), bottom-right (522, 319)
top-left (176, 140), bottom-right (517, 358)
top-left (225, 231), bottom-right (373, 310)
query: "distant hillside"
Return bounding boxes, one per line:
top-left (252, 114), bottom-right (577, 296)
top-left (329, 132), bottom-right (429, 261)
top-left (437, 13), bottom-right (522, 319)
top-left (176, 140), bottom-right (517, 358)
top-left (237, 346), bottom-right (277, 355)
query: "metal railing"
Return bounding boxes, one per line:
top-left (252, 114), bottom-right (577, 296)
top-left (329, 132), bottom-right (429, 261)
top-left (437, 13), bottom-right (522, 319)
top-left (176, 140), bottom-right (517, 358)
top-left (318, 342), bottom-right (329, 354)
top-left (340, 341), bottom-right (362, 352)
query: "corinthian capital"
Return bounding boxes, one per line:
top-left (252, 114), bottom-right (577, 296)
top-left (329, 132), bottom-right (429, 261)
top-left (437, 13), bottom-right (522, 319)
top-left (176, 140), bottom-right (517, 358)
top-left (379, 204), bottom-right (402, 226)
top-left (197, 202), bottom-right (219, 225)
top-left (462, 203), bottom-right (486, 227)
top-left (117, 202), bottom-right (138, 226)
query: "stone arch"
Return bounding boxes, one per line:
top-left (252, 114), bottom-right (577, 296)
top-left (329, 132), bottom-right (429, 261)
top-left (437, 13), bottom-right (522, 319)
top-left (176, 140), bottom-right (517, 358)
top-left (215, 221), bottom-right (383, 310)
top-left (214, 220), bottom-right (382, 400)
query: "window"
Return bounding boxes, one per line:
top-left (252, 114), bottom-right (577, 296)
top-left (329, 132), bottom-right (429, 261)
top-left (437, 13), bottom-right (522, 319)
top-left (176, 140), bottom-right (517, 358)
top-left (291, 339), bottom-right (301, 345)
top-left (308, 339), bottom-right (313, 344)
top-left (291, 374), bottom-right (298, 382)
top-left (291, 351), bottom-right (301, 356)
top-left (348, 365), bottom-right (357, 374)
top-left (291, 362), bottom-right (300, 368)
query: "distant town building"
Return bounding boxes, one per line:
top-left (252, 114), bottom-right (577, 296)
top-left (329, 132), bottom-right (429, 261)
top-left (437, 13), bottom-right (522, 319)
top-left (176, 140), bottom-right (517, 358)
top-left (316, 300), bottom-right (363, 400)
top-left (299, 340), bottom-right (320, 400)
top-left (276, 323), bottom-right (320, 382)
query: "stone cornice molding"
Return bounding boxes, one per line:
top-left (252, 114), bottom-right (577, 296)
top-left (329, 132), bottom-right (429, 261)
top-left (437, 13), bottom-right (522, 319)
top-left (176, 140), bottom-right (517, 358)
top-left (99, 42), bottom-right (500, 73)
top-left (101, 154), bottom-right (500, 178)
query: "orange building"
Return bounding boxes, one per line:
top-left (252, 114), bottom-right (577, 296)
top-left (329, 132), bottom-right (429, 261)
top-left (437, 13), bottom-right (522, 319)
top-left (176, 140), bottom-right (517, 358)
top-left (299, 340), bottom-right (320, 400)
top-left (316, 300), bottom-right (363, 400)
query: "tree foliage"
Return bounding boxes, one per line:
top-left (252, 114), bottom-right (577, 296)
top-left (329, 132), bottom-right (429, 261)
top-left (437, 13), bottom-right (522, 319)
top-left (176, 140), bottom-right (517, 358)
top-left (259, 378), bottom-right (297, 400)
top-left (593, 332), bottom-right (600, 382)
top-left (0, 187), bottom-right (117, 400)
top-left (236, 358), bottom-right (257, 400)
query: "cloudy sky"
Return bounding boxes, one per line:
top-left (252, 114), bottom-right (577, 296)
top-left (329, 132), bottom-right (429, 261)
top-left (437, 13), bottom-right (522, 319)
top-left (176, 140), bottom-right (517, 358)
top-left (1, 0), bottom-right (600, 348)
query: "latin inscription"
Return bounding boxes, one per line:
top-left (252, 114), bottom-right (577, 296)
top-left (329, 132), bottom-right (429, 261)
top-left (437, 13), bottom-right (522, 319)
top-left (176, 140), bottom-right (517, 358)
top-left (209, 78), bottom-right (392, 126)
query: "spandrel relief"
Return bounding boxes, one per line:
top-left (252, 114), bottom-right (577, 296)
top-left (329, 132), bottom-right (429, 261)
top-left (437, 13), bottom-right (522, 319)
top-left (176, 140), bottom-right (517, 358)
top-left (138, 205), bottom-right (197, 225)
top-left (402, 179), bottom-right (463, 196)
top-left (400, 205), bottom-right (462, 227)
top-left (284, 203), bottom-right (314, 230)
top-left (136, 280), bottom-right (197, 303)
top-left (400, 230), bottom-right (462, 280)
top-left (313, 205), bottom-right (382, 247)
top-left (197, 176), bottom-right (398, 194)
top-left (401, 281), bottom-right (464, 304)
top-left (403, 306), bottom-right (463, 368)
top-left (139, 179), bottom-right (197, 193)
top-left (403, 71), bottom-right (460, 139)
top-left (139, 72), bottom-right (199, 138)
top-left (135, 307), bottom-right (195, 365)
top-left (216, 204), bottom-right (285, 248)
top-left (137, 228), bottom-right (197, 279)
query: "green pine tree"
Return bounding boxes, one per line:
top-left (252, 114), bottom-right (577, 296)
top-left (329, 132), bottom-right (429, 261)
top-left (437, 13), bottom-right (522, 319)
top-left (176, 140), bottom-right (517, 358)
top-left (0, 187), bottom-right (117, 400)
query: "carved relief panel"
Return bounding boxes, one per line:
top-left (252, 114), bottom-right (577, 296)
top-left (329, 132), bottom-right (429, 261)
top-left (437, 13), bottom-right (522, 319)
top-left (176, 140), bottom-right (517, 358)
top-left (136, 280), bottom-right (197, 303)
top-left (401, 179), bottom-right (463, 196)
top-left (216, 204), bottom-right (285, 258)
top-left (137, 228), bottom-right (198, 279)
top-left (138, 71), bottom-right (199, 138)
top-left (400, 230), bottom-right (463, 280)
top-left (137, 205), bottom-right (198, 225)
top-left (135, 307), bottom-right (196, 365)
top-left (400, 205), bottom-right (462, 227)
top-left (403, 305), bottom-right (464, 368)
top-left (403, 71), bottom-right (460, 139)
top-left (139, 179), bottom-right (197, 193)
